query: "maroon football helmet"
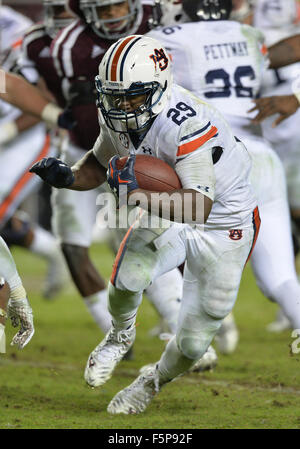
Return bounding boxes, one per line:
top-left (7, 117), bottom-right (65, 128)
top-left (67, 0), bottom-right (143, 39)
top-left (43, 0), bottom-right (74, 37)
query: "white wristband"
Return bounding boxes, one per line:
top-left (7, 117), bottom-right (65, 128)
top-left (41, 103), bottom-right (63, 127)
top-left (294, 92), bottom-right (300, 105)
top-left (10, 285), bottom-right (27, 301)
top-left (0, 121), bottom-right (18, 145)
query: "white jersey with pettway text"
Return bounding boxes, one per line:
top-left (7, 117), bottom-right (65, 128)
top-left (93, 84), bottom-right (257, 231)
top-left (147, 21), bottom-right (268, 137)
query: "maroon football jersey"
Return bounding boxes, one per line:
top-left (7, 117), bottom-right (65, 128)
top-left (20, 23), bottom-right (66, 108)
top-left (51, 5), bottom-right (153, 150)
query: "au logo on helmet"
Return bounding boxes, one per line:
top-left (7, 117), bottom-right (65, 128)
top-left (149, 48), bottom-right (169, 71)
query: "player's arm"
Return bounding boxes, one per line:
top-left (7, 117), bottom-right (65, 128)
top-left (0, 37), bottom-right (61, 144)
top-left (0, 70), bottom-right (43, 145)
top-left (29, 131), bottom-right (108, 190)
top-left (129, 186), bottom-right (212, 224)
top-left (249, 33), bottom-right (300, 126)
top-left (29, 149), bottom-right (107, 191)
top-left (268, 34), bottom-right (300, 69)
top-left (249, 94), bottom-right (300, 127)
top-left (1, 72), bottom-right (56, 118)
top-left (0, 113), bottom-right (41, 147)
top-left (70, 150), bottom-right (107, 190)
top-left (0, 76), bottom-right (60, 146)
top-left (0, 71), bottom-right (75, 129)
top-left (107, 148), bottom-right (214, 224)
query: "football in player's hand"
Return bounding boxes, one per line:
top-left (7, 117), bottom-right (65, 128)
top-left (116, 155), bottom-right (182, 192)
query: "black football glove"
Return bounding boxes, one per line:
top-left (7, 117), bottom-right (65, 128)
top-left (107, 154), bottom-right (139, 197)
top-left (29, 157), bottom-right (75, 189)
top-left (57, 108), bottom-right (77, 130)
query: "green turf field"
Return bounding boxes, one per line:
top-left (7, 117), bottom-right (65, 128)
top-left (1, 243), bottom-right (300, 429)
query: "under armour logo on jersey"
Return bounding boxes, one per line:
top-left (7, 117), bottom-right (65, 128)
top-left (149, 48), bottom-right (169, 71)
top-left (91, 45), bottom-right (105, 59)
top-left (142, 146), bottom-right (153, 155)
top-left (197, 185), bottom-right (210, 193)
top-left (229, 230), bottom-right (243, 241)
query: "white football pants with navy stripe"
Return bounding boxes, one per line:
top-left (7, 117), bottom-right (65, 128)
top-left (108, 218), bottom-right (255, 379)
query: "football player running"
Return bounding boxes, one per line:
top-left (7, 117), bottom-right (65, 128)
top-left (48, 0), bottom-right (186, 339)
top-left (30, 33), bottom-right (259, 414)
top-left (0, 3), bottom-right (217, 368)
top-left (147, 0), bottom-right (300, 350)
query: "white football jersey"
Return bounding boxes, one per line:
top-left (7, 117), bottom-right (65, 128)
top-left (93, 84), bottom-right (256, 230)
top-left (147, 20), bottom-right (268, 136)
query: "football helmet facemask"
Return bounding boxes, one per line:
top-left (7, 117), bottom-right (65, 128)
top-left (151, 0), bottom-right (184, 27)
top-left (96, 35), bottom-right (172, 133)
top-left (79, 0), bottom-right (143, 40)
top-left (43, 0), bottom-right (74, 38)
top-left (182, 0), bottom-right (232, 22)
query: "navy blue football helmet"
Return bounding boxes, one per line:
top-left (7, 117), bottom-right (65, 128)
top-left (182, 0), bottom-right (232, 21)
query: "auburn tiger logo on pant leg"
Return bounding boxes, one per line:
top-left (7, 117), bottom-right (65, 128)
top-left (229, 230), bottom-right (243, 240)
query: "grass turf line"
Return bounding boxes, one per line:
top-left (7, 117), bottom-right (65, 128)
top-left (0, 243), bottom-right (299, 429)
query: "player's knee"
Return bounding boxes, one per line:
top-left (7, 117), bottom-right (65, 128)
top-left (202, 296), bottom-right (234, 320)
top-left (176, 304), bottom-right (225, 359)
top-left (112, 257), bottom-right (153, 293)
top-left (177, 334), bottom-right (210, 360)
top-left (114, 274), bottom-right (151, 293)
